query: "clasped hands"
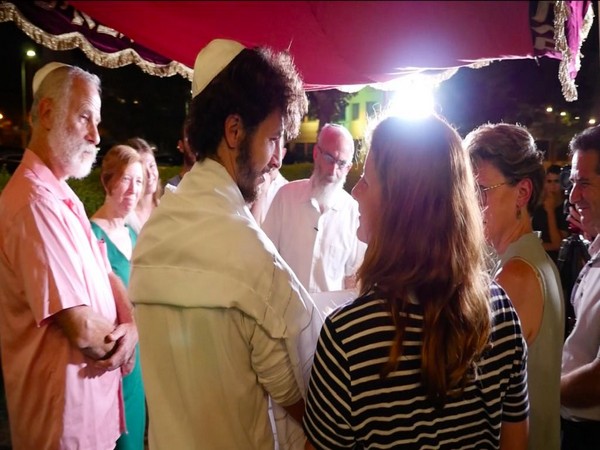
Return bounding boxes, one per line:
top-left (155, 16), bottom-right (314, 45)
top-left (95, 321), bottom-right (138, 376)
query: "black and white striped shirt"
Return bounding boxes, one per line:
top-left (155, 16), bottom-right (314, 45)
top-left (303, 283), bottom-right (529, 449)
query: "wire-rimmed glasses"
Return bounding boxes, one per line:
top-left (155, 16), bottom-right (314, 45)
top-left (476, 182), bottom-right (508, 205)
top-left (316, 145), bottom-right (352, 170)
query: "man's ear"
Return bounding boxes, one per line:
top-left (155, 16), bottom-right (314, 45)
top-left (224, 114), bottom-right (244, 150)
top-left (38, 97), bottom-right (54, 130)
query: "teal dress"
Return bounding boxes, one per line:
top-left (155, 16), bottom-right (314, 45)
top-left (91, 222), bottom-right (146, 450)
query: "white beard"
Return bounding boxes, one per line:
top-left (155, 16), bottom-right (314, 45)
top-left (311, 175), bottom-right (344, 210)
top-left (48, 125), bottom-right (98, 180)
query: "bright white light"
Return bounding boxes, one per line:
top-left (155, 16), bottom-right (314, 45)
top-left (386, 75), bottom-right (435, 119)
top-left (560, 111), bottom-right (567, 117)
top-left (546, 106), bottom-right (553, 113)
top-left (589, 118), bottom-right (596, 125)
top-left (0, 113), bottom-right (3, 120)
top-left (25, 49), bottom-right (36, 58)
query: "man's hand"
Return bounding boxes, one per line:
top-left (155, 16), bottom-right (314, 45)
top-left (568, 205), bottom-right (596, 240)
top-left (94, 322), bottom-right (138, 374)
top-left (567, 205), bottom-right (584, 234)
top-left (54, 305), bottom-right (118, 361)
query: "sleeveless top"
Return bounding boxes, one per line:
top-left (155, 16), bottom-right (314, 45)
top-left (495, 232), bottom-right (564, 450)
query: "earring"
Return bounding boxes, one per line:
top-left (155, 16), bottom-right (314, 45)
top-left (516, 205), bottom-right (522, 220)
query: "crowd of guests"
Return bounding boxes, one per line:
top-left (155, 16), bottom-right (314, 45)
top-left (0, 38), bottom-right (599, 450)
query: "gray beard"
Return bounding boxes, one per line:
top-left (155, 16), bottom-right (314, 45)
top-left (310, 175), bottom-right (344, 210)
top-left (48, 128), bottom-right (97, 180)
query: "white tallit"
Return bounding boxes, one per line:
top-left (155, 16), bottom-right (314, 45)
top-left (130, 159), bottom-right (324, 449)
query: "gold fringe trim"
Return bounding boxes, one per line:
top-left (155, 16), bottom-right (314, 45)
top-left (554, 0), bottom-right (595, 102)
top-left (0, 1), bottom-right (193, 80)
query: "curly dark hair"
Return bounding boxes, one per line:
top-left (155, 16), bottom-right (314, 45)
top-left (186, 46), bottom-right (308, 161)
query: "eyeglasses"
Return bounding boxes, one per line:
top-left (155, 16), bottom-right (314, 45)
top-left (317, 145), bottom-right (352, 169)
top-left (477, 182), bottom-right (508, 205)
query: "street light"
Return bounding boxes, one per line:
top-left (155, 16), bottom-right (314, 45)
top-left (20, 48), bottom-right (36, 148)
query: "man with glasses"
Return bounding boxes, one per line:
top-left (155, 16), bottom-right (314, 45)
top-left (263, 123), bottom-right (366, 296)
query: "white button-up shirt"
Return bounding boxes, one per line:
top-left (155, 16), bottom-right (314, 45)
top-left (561, 235), bottom-right (600, 421)
top-left (263, 178), bottom-right (366, 294)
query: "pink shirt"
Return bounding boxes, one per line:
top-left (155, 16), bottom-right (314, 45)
top-left (0, 150), bottom-right (123, 450)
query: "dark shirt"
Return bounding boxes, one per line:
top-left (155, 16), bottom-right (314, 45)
top-left (532, 204), bottom-right (569, 262)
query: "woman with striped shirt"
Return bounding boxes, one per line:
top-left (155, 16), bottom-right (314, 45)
top-left (303, 114), bottom-right (529, 449)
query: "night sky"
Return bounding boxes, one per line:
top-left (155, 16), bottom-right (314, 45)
top-left (1, 14), bottom-right (599, 159)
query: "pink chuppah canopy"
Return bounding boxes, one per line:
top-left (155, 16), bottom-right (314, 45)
top-left (0, 0), bottom-right (594, 100)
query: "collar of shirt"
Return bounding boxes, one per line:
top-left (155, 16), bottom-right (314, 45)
top-left (589, 234), bottom-right (600, 261)
top-left (21, 149), bottom-right (83, 206)
top-left (21, 149), bottom-right (91, 234)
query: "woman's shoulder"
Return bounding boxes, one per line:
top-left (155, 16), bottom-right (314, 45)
top-left (498, 257), bottom-right (538, 285)
top-left (327, 291), bottom-right (386, 323)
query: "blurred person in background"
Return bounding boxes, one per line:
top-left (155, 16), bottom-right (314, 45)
top-left (165, 125), bottom-right (196, 192)
top-left (90, 144), bottom-right (147, 450)
top-left (303, 114), bottom-right (529, 449)
top-left (532, 164), bottom-right (569, 263)
top-left (466, 122), bottom-right (564, 450)
top-left (125, 137), bottom-right (161, 233)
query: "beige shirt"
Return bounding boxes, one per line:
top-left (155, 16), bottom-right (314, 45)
top-left (130, 159), bottom-right (323, 449)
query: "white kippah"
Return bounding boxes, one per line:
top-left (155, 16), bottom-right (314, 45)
top-left (32, 62), bottom-right (71, 95)
top-left (192, 39), bottom-right (246, 98)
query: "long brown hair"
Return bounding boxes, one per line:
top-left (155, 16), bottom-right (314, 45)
top-left (357, 115), bottom-right (491, 404)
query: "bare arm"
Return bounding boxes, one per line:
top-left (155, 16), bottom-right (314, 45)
top-left (53, 305), bottom-right (117, 360)
top-left (109, 271), bottom-right (135, 324)
top-left (561, 357), bottom-right (600, 408)
top-left (495, 259), bottom-right (544, 346)
top-left (543, 200), bottom-right (565, 251)
top-left (500, 419), bottom-right (528, 450)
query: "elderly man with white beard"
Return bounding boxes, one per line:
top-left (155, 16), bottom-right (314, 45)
top-left (263, 123), bottom-right (367, 297)
top-left (0, 63), bottom-right (137, 450)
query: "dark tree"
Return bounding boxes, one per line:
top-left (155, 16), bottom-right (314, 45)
top-left (307, 89), bottom-right (356, 132)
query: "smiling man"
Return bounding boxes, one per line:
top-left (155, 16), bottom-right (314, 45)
top-left (129, 39), bottom-right (322, 450)
top-left (560, 124), bottom-right (600, 450)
